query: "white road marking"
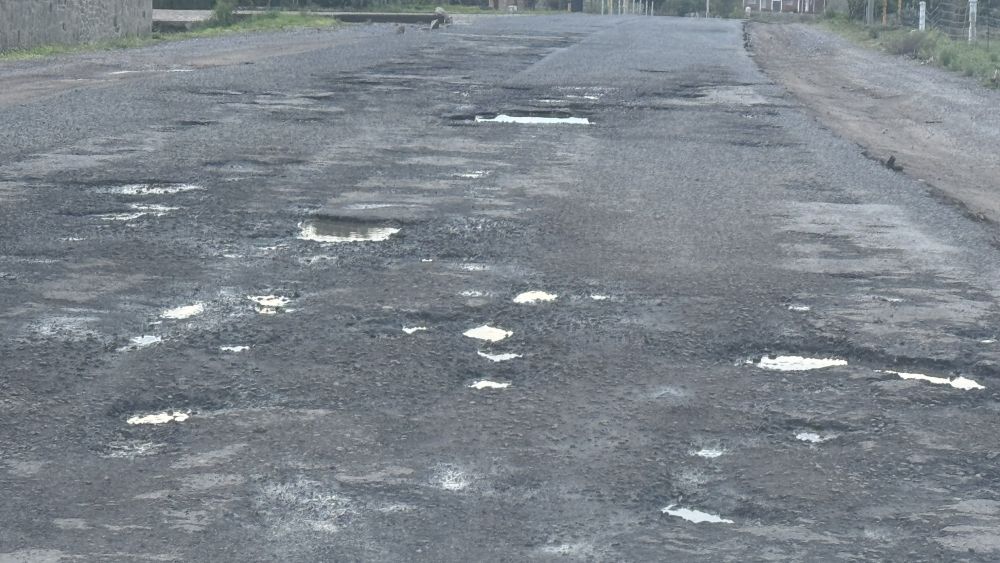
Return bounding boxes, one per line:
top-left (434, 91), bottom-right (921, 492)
top-left (402, 326), bottom-right (427, 335)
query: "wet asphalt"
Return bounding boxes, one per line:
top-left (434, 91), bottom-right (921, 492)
top-left (3, 15), bottom-right (1000, 562)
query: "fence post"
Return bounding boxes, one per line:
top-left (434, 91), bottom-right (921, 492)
top-left (969, 0), bottom-right (978, 42)
top-left (919, 0), bottom-right (926, 29)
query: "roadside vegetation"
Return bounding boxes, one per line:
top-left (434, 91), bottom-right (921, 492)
top-left (821, 13), bottom-right (1000, 86)
top-left (0, 8), bottom-right (338, 61)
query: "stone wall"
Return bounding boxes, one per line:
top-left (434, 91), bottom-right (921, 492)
top-left (0, 0), bottom-right (153, 52)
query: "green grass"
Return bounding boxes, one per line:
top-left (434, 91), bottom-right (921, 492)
top-left (0, 12), bottom-right (340, 61)
top-left (821, 15), bottom-right (1000, 86)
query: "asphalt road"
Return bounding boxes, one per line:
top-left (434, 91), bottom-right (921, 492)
top-left (3, 15), bottom-right (1000, 562)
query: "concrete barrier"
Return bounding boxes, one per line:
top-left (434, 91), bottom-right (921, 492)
top-left (1, 0), bottom-right (153, 52)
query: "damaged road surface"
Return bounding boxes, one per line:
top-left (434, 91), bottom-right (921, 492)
top-left (3, 15), bottom-right (1000, 562)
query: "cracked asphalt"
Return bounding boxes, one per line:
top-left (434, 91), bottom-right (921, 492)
top-left (3, 14), bottom-right (1000, 562)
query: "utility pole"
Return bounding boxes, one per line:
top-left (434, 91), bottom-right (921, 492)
top-left (919, 0), bottom-right (926, 29)
top-left (866, 0), bottom-right (874, 25)
top-left (882, 0), bottom-right (888, 25)
top-left (706, 0), bottom-right (710, 17)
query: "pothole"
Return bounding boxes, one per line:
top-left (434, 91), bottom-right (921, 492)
top-left (754, 356), bottom-right (847, 371)
top-left (877, 370), bottom-right (984, 390)
top-left (126, 410), bottom-right (190, 425)
top-left (468, 380), bottom-right (511, 390)
top-left (477, 351), bottom-right (521, 362)
top-left (248, 295), bottom-right (292, 315)
top-left (795, 432), bottom-right (833, 444)
top-left (475, 112), bottom-right (591, 125)
top-left (119, 335), bottom-right (162, 351)
top-left (463, 325), bottom-right (512, 342)
top-left (661, 505), bottom-right (733, 524)
top-left (98, 183), bottom-right (203, 196)
top-left (160, 303), bottom-right (204, 320)
top-left (513, 291), bottom-right (557, 304)
top-left (297, 217), bottom-right (400, 243)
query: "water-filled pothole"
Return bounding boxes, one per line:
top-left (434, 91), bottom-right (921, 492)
top-left (475, 112), bottom-right (591, 125)
top-left (298, 217), bottom-right (400, 243)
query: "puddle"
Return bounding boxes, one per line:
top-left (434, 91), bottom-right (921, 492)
top-left (796, 432), bottom-right (831, 443)
top-left (661, 505), bottom-right (733, 524)
top-left (160, 303), bottom-right (204, 320)
top-left (693, 448), bottom-right (725, 458)
top-left (456, 170), bottom-right (490, 179)
top-left (460, 290), bottom-right (488, 297)
top-left (98, 211), bottom-right (147, 221)
top-left (755, 356), bottom-right (847, 371)
top-left (402, 326), bottom-right (427, 335)
top-left (102, 440), bottom-right (164, 458)
top-left (980, 339), bottom-right (996, 344)
top-left (421, 258), bottom-right (434, 262)
top-left (459, 263), bottom-right (489, 271)
top-left (298, 218), bottom-right (400, 243)
top-left (125, 335), bottom-right (162, 349)
top-left (130, 203), bottom-right (178, 215)
top-left (513, 291), bottom-right (558, 304)
top-left (475, 114), bottom-right (591, 125)
top-left (463, 325), bottom-right (512, 342)
top-left (219, 345), bottom-right (249, 352)
top-left (248, 295), bottom-right (291, 315)
top-left (434, 466), bottom-right (471, 491)
top-left (878, 370), bottom-right (984, 390)
top-left (590, 294), bottom-right (609, 301)
top-left (109, 69), bottom-right (193, 75)
top-left (788, 304), bottom-right (811, 312)
top-left (126, 411), bottom-right (190, 425)
top-left (469, 380), bottom-right (511, 390)
top-left (101, 203), bottom-right (180, 221)
top-left (99, 183), bottom-right (202, 195)
top-left (477, 351), bottom-right (521, 362)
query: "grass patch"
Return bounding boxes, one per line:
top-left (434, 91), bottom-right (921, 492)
top-left (0, 12), bottom-right (339, 61)
top-left (820, 15), bottom-right (1000, 86)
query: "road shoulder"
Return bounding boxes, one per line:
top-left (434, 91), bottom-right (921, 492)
top-left (749, 22), bottom-right (1000, 225)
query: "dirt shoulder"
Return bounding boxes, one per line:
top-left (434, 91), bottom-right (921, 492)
top-left (749, 22), bottom-right (1000, 225)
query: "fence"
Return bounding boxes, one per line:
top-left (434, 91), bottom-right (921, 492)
top-left (900, 0), bottom-right (999, 43)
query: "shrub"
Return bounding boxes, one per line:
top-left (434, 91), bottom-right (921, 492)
top-left (884, 30), bottom-right (931, 56)
top-left (211, 0), bottom-right (239, 26)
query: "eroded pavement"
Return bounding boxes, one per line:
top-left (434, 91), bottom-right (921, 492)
top-left (3, 15), bottom-right (1000, 561)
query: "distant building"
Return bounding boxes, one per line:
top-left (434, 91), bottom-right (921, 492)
top-left (745, 0), bottom-right (826, 12)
